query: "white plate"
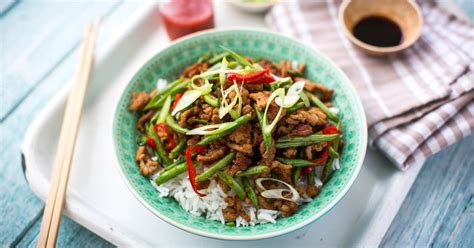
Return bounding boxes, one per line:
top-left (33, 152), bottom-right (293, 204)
top-left (22, 2), bottom-right (423, 247)
top-left (228, 0), bottom-right (276, 14)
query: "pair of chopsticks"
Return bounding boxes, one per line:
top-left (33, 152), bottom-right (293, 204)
top-left (37, 19), bottom-right (100, 248)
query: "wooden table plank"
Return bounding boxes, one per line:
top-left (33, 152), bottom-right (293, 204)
top-left (443, 196), bottom-right (473, 247)
top-left (0, 2), bottom-right (142, 246)
top-left (381, 135), bottom-right (474, 247)
top-left (16, 216), bottom-right (113, 248)
top-left (0, 0), bottom-right (18, 16)
top-left (0, 1), bottom-right (120, 120)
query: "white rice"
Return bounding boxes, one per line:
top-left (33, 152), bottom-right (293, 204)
top-left (150, 172), bottom-right (282, 225)
top-left (151, 173), bottom-right (227, 223)
top-left (150, 163), bottom-right (334, 226)
top-left (156, 78), bottom-right (168, 90)
top-left (332, 159), bottom-right (340, 170)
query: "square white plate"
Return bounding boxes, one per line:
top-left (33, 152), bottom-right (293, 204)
top-left (22, 2), bottom-right (423, 247)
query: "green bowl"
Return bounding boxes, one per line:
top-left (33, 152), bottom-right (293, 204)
top-left (113, 29), bottom-right (367, 240)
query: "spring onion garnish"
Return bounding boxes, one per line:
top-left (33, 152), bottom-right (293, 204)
top-left (219, 57), bottom-right (228, 86)
top-left (275, 80), bottom-right (305, 108)
top-left (255, 178), bottom-right (300, 203)
top-left (157, 95), bottom-right (171, 123)
top-left (171, 81), bottom-right (213, 116)
top-left (196, 115), bottom-right (252, 146)
top-left (220, 46), bottom-right (254, 68)
top-left (186, 122), bottom-right (237, 136)
top-left (203, 94), bottom-right (219, 107)
top-left (229, 84), bottom-right (243, 119)
top-left (190, 79), bottom-right (213, 92)
top-left (171, 90), bottom-right (201, 116)
top-left (219, 82), bottom-right (242, 119)
top-left (262, 88), bottom-right (285, 151)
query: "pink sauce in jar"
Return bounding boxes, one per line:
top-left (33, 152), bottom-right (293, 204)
top-left (159, 0), bottom-right (215, 40)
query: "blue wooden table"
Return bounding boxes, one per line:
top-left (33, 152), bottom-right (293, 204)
top-left (1, 1), bottom-right (472, 247)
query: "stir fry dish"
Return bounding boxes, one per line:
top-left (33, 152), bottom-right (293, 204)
top-left (128, 47), bottom-right (343, 226)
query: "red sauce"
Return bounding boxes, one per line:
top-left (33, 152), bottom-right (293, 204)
top-left (159, 0), bottom-right (215, 40)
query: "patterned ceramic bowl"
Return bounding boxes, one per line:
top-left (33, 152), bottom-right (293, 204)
top-left (113, 29), bottom-right (367, 240)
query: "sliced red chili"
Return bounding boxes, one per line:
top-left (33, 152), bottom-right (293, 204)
top-left (227, 68), bottom-right (274, 84)
top-left (185, 146), bottom-right (207, 197)
top-left (252, 75), bottom-right (275, 84)
top-left (171, 93), bottom-right (182, 111)
top-left (301, 166), bottom-right (314, 176)
top-left (322, 124), bottom-right (340, 135)
top-left (154, 123), bottom-right (168, 132)
top-left (146, 137), bottom-right (156, 149)
top-left (312, 146), bottom-right (329, 165)
top-left (194, 145), bottom-right (205, 154)
top-left (166, 134), bottom-right (176, 151)
top-left (155, 123), bottom-right (177, 151)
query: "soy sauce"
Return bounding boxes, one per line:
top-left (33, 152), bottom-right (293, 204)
top-left (352, 16), bottom-right (402, 47)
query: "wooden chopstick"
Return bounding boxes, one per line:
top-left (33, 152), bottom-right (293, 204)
top-left (37, 19), bottom-right (100, 248)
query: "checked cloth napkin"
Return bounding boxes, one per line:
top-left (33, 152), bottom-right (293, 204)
top-left (266, 0), bottom-right (474, 170)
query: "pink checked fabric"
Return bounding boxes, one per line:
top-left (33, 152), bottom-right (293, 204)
top-left (265, 0), bottom-right (473, 170)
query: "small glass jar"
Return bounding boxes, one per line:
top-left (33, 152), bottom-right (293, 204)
top-left (158, 0), bottom-right (215, 40)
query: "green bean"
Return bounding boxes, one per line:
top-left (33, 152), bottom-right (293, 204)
top-left (328, 146), bottom-right (339, 159)
top-left (155, 161), bottom-right (187, 185)
top-left (194, 119), bottom-right (209, 125)
top-left (197, 115), bottom-right (252, 145)
top-left (145, 79), bottom-right (188, 110)
top-left (307, 169), bottom-right (316, 186)
top-left (322, 157), bottom-right (334, 183)
top-left (197, 53), bottom-right (210, 63)
top-left (156, 138), bottom-right (172, 165)
top-left (287, 69), bottom-right (303, 78)
top-left (169, 139), bottom-right (186, 159)
top-left (220, 46), bottom-right (253, 68)
top-left (299, 92), bottom-right (310, 107)
top-left (270, 78), bottom-right (292, 91)
top-left (208, 51), bottom-right (230, 65)
top-left (161, 157), bottom-right (186, 173)
top-left (293, 167), bottom-right (302, 184)
top-left (203, 94), bottom-right (219, 107)
top-left (145, 78), bottom-right (184, 109)
top-left (217, 171), bottom-right (246, 200)
top-left (306, 92), bottom-right (339, 122)
top-left (136, 134), bottom-right (147, 146)
top-left (242, 177), bottom-right (258, 210)
top-left (275, 157), bottom-right (317, 167)
top-left (286, 102), bottom-right (305, 113)
top-left (163, 154), bottom-right (198, 173)
top-left (196, 152), bottom-right (235, 182)
top-left (332, 121), bottom-right (342, 151)
top-left (148, 124), bottom-right (173, 165)
top-left (275, 134), bottom-right (339, 148)
top-left (235, 165), bottom-right (269, 177)
top-left (165, 116), bottom-right (189, 134)
top-left (225, 222), bottom-right (236, 227)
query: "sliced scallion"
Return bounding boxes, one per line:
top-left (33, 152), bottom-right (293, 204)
top-left (262, 88), bottom-right (285, 151)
